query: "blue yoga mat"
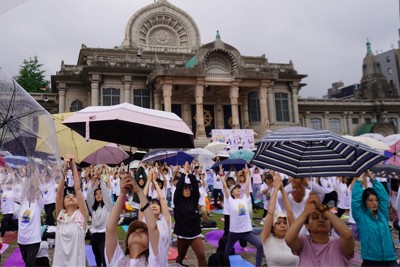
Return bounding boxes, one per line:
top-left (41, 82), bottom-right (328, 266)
top-left (85, 244), bottom-right (97, 267)
top-left (122, 225), bottom-right (128, 232)
top-left (211, 209), bottom-right (224, 215)
top-left (229, 255), bottom-right (255, 267)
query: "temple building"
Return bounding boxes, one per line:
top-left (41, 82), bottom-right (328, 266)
top-left (51, 0), bottom-right (400, 145)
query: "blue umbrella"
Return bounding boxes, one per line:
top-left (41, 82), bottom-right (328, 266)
top-left (229, 149), bottom-right (255, 162)
top-left (211, 158), bottom-right (248, 172)
top-left (163, 151), bottom-right (194, 166)
top-left (4, 155), bottom-right (29, 168)
top-left (251, 127), bottom-right (388, 178)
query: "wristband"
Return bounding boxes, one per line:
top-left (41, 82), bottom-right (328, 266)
top-left (140, 202), bottom-right (151, 212)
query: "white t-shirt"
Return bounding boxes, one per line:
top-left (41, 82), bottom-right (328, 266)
top-left (213, 174), bottom-right (223, 190)
top-left (17, 198), bottom-right (45, 245)
top-left (320, 177), bottom-right (335, 193)
top-left (1, 188), bottom-right (14, 214)
top-left (111, 177), bottom-right (121, 196)
top-left (105, 219), bottom-right (167, 267)
top-left (198, 184), bottom-right (206, 206)
top-left (337, 182), bottom-right (351, 209)
top-left (53, 209), bottom-right (86, 267)
top-left (263, 235), bottom-right (299, 267)
top-left (222, 189), bottom-right (230, 215)
top-left (260, 183), bottom-right (273, 210)
top-left (227, 196), bottom-right (252, 233)
top-left (40, 181), bottom-right (56, 205)
top-left (13, 183), bottom-right (23, 204)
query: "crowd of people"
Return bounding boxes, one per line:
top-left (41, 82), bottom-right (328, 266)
top-left (0, 153), bottom-right (400, 267)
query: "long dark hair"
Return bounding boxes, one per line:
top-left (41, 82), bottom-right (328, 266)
top-left (92, 188), bottom-right (104, 211)
top-left (362, 188), bottom-right (378, 208)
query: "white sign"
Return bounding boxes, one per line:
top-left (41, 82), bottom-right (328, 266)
top-left (211, 129), bottom-right (255, 151)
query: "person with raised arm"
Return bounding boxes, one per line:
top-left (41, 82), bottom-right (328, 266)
top-left (139, 168), bottom-right (171, 264)
top-left (261, 171), bottom-right (298, 267)
top-left (173, 161), bottom-right (206, 267)
top-left (105, 171), bottom-right (166, 266)
top-left (285, 191), bottom-right (354, 266)
top-left (222, 164), bottom-right (264, 267)
top-left (352, 170), bottom-right (398, 266)
top-left (53, 155), bottom-right (89, 267)
top-left (87, 171), bottom-right (113, 267)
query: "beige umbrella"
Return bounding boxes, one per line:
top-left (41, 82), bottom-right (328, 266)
top-left (343, 135), bottom-right (390, 151)
top-left (36, 112), bottom-right (109, 163)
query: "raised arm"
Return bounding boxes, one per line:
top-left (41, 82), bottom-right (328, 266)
top-left (71, 156), bottom-right (88, 225)
top-left (351, 173), bottom-right (366, 221)
top-left (152, 170), bottom-right (171, 227)
top-left (220, 165), bottom-right (230, 197)
top-left (56, 158), bottom-right (69, 218)
top-left (132, 175), bottom-right (160, 256)
top-left (106, 174), bottom-right (130, 262)
top-left (244, 164), bottom-right (250, 198)
top-left (285, 192), bottom-right (318, 253)
top-left (261, 171), bottom-right (282, 242)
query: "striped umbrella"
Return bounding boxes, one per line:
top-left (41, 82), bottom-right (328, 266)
top-left (251, 127), bottom-right (388, 178)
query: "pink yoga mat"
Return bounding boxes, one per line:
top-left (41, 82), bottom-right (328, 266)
top-left (205, 230), bottom-right (256, 253)
top-left (4, 247), bottom-right (24, 267)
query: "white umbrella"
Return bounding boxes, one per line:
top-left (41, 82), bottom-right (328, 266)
top-left (360, 133), bottom-right (385, 141)
top-left (343, 136), bottom-right (390, 151)
top-left (383, 134), bottom-right (400, 146)
top-left (204, 142), bottom-right (227, 154)
top-left (186, 148), bottom-right (215, 158)
top-left (129, 160), bottom-right (141, 169)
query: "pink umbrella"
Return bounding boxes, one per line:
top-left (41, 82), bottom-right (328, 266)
top-left (62, 102), bottom-right (194, 148)
top-left (82, 143), bottom-right (129, 165)
top-left (385, 141), bottom-right (400, 166)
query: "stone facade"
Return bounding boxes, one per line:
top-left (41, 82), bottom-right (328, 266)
top-left (50, 0), bottom-right (400, 146)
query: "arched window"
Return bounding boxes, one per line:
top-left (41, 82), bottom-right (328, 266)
top-left (70, 100), bottom-right (84, 112)
top-left (248, 92), bottom-right (260, 122)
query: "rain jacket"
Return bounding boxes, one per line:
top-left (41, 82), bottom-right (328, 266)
top-left (352, 179), bottom-right (396, 261)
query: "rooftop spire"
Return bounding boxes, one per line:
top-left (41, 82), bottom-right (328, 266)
top-left (216, 30), bottom-right (221, 40)
top-left (366, 38), bottom-right (372, 55)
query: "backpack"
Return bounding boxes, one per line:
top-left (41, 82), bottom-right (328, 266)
top-left (201, 220), bottom-right (217, 228)
top-left (208, 252), bottom-right (230, 267)
top-left (217, 236), bottom-right (235, 255)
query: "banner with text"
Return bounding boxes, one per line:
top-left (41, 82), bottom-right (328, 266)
top-left (211, 129), bottom-right (255, 151)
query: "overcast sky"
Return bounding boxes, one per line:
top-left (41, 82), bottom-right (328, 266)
top-left (0, 0), bottom-right (398, 98)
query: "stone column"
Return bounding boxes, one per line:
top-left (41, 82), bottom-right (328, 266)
top-left (305, 112), bottom-right (311, 128)
top-left (360, 112), bottom-right (366, 124)
top-left (162, 84), bottom-right (172, 112)
top-left (347, 112), bottom-right (353, 135)
top-left (91, 74), bottom-right (100, 106)
top-left (215, 94), bottom-right (224, 129)
top-left (241, 91), bottom-right (250, 129)
top-left (259, 82), bottom-right (269, 130)
top-left (182, 94), bottom-right (191, 126)
top-left (291, 83), bottom-right (300, 124)
top-left (323, 111), bottom-right (329, 130)
top-left (267, 83), bottom-right (275, 125)
top-left (195, 85), bottom-right (206, 138)
top-left (122, 75), bottom-right (132, 103)
top-left (230, 84), bottom-right (240, 129)
top-left (58, 83), bottom-right (67, 113)
top-left (341, 112), bottom-right (348, 134)
top-left (153, 91), bottom-right (161, 110)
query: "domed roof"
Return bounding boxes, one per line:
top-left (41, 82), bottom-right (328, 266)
top-left (121, 0), bottom-right (201, 53)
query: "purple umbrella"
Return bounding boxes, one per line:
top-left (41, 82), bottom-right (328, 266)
top-left (82, 143), bottom-right (129, 165)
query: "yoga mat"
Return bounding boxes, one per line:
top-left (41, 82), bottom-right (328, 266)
top-left (229, 255), bottom-right (255, 267)
top-left (3, 231), bottom-right (17, 244)
top-left (205, 230), bottom-right (256, 253)
top-left (3, 247), bottom-right (24, 266)
top-left (86, 245), bottom-right (97, 267)
top-left (168, 247), bottom-right (187, 260)
top-left (122, 225), bottom-right (128, 232)
top-left (349, 252), bottom-right (362, 266)
top-left (0, 243), bottom-right (9, 254)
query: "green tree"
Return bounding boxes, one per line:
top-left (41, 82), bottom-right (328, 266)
top-left (14, 55), bottom-right (49, 92)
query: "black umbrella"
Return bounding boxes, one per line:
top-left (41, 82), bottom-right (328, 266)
top-left (251, 127), bottom-right (388, 178)
top-left (211, 158), bottom-right (248, 172)
top-left (62, 102), bottom-right (194, 149)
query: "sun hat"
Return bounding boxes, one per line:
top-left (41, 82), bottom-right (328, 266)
top-left (273, 211), bottom-right (288, 225)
